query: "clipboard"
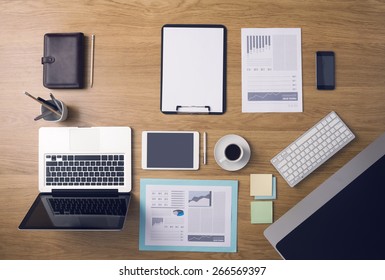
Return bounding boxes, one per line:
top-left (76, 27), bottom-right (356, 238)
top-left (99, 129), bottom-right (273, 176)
top-left (161, 24), bottom-right (227, 114)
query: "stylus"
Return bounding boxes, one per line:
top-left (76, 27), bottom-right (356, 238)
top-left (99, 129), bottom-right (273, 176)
top-left (203, 132), bottom-right (207, 165)
top-left (90, 34), bottom-right (95, 88)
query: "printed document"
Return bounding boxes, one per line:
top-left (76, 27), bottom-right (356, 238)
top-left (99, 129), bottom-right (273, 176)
top-left (139, 179), bottom-right (238, 252)
top-left (241, 28), bottom-right (303, 112)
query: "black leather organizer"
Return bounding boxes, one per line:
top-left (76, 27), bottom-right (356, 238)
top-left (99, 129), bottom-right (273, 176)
top-left (42, 33), bottom-right (85, 89)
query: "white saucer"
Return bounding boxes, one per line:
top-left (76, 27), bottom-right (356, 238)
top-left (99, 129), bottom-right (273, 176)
top-left (214, 134), bottom-right (251, 171)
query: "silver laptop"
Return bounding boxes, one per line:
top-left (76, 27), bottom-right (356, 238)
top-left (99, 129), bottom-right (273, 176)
top-left (264, 131), bottom-right (385, 259)
top-left (19, 127), bottom-right (132, 230)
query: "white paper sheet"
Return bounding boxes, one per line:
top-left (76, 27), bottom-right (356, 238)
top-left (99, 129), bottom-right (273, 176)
top-left (241, 28), bottom-right (303, 112)
top-left (161, 26), bottom-right (225, 113)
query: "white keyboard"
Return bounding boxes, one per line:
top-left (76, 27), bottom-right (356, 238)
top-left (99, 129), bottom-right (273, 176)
top-left (271, 111), bottom-right (355, 187)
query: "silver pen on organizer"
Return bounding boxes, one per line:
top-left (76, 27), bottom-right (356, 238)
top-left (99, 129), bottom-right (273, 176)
top-left (90, 34), bottom-right (95, 88)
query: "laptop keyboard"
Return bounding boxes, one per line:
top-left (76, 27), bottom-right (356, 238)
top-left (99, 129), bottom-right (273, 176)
top-left (48, 197), bottom-right (127, 215)
top-left (45, 154), bottom-right (125, 186)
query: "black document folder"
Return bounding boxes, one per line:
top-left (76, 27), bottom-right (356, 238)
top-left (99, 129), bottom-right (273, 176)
top-left (42, 33), bottom-right (85, 89)
top-left (160, 24), bottom-right (227, 114)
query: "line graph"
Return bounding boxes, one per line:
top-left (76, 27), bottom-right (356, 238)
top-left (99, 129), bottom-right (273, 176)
top-left (248, 92), bottom-right (298, 101)
top-left (188, 235), bottom-right (225, 242)
top-left (188, 191), bottom-right (212, 207)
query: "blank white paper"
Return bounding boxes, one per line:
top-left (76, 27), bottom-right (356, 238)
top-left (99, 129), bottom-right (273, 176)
top-left (161, 26), bottom-right (225, 113)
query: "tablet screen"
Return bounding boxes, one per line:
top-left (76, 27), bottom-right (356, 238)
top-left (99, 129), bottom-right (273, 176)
top-left (144, 132), bottom-right (198, 169)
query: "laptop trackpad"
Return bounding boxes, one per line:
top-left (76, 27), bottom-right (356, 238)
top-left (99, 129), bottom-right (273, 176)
top-left (69, 128), bottom-right (100, 152)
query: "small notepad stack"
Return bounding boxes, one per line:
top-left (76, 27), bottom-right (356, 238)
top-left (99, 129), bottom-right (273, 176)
top-left (250, 174), bottom-right (276, 224)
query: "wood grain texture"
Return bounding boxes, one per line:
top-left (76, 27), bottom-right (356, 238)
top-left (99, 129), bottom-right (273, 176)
top-left (1, 0), bottom-right (385, 260)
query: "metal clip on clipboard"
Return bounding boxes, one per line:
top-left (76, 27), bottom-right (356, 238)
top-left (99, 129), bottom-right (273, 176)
top-left (176, 106), bottom-right (211, 114)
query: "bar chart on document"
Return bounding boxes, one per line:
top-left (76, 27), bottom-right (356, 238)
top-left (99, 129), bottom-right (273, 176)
top-left (241, 28), bottom-right (303, 112)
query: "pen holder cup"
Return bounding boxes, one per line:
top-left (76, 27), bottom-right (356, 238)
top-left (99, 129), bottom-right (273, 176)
top-left (41, 99), bottom-right (68, 122)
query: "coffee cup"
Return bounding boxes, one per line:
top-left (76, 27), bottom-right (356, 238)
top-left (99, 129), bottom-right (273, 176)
top-left (219, 143), bottom-right (244, 163)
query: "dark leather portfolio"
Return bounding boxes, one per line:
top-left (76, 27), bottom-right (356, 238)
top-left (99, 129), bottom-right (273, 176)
top-left (42, 33), bottom-right (85, 89)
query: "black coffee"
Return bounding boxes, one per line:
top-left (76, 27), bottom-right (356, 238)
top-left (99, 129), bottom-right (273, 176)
top-left (225, 144), bottom-right (242, 161)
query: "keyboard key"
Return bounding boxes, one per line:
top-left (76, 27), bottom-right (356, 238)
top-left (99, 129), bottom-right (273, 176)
top-left (75, 155), bottom-right (101, 161)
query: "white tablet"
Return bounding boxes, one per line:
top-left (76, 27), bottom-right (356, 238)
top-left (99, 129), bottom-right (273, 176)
top-left (142, 131), bottom-right (200, 170)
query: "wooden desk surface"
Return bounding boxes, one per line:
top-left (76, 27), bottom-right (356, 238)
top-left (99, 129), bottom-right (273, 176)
top-left (1, 0), bottom-right (385, 260)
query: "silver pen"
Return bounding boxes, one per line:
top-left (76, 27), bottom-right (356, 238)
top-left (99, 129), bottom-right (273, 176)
top-left (203, 132), bottom-right (207, 165)
top-left (90, 34), bottom-right (95, 88)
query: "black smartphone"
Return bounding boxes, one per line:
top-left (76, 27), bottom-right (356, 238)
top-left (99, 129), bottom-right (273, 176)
top-left (316, 51), bottom-right (335, 90)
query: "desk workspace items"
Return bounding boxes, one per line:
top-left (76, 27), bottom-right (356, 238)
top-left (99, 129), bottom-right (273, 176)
top-left (251, 201), bottom-right (273, 224)
top-left (250, 175), bottom-right (276, 224)
top-left (250, 174), bottom-right (276, 200)
top-left (161, 24), bottom-right (226, 114)
top-left (139, 178), bottom-right (238, 252)
top-left (316, 51), bottom-right (335, 90)
top-left (214, 134), bottom-right (251, 171)
top-left (142, 131), bottom-right (199, 170)
top-left (38, 98), bottom-right (68, 122)
top-left (203, 132), bottom-right (207, 165)
top-left (265, 131), bottom-right (385, 260)
top-left (42, 32), bottom-right (85, 89)
top-left (241, 28), bottom-right (302, 113)
top-left (90, 34), bottom-right (95, 88)
top-left (19, 127), bottom-right (132, 230)
top-left (24, 91), bottom-right (64, 120)
top-left (271, 111), bottom-right (355, 187)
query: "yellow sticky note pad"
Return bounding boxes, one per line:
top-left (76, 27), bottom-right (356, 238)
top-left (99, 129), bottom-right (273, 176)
top-left (251, 201), bottom-right (273, 224)
top-left (250, 174), bottom-right (273, 196)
